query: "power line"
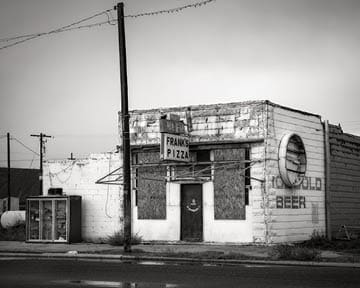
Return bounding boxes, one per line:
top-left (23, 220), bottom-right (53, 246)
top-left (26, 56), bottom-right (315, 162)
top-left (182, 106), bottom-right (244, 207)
top-left (0, 0), bottom-right (216, 51)
top-left (0, 8), bottom-right (113, 50)
top-left (11, 137), bottom-right (40, 156)
top-left (0, 21), bottom-right (112, 44)
top-left (53, 133), bottom-right (118, 138)
top-left (123, 0), bottom-right (216, 18)
top-left (0, 8), bottom-right (114, 43)
top-left (0, 159), bottom-right (37, 162)
top-left (0, 151), bottom-right (39, 155)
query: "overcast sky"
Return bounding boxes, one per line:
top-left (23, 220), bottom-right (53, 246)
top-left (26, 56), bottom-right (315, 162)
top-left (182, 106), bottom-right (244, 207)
top-left (1, 0), bottom-right (360, 168)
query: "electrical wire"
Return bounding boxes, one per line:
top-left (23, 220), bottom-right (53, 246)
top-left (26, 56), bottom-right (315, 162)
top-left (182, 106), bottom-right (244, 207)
top-left (53, 133), bottom-right (118, 138)
top-left (0, 159), bottom-right (37, 162)
top-left (47, 162), bottom-right (75, 186)
top-left (106, 10), bottom-right (116, 26)
top-left (0, 32), bottom-right (43, 43)
top-left (11, 137), bottom-right (40, 156)
top-left (0, 8), bottom-right (113, 43)
top-left (0, 8), bottom-right (113, 50)
top-left (105, 152), bottom-right (114, 218)
top-left (0, 0), bottom-right (216, 51)
top-left (133, 159), bottom-right (263, 183)
top-left (0, 20), bottom-right (114, 45)
top-left (123, 0), bottom-right (216, 18)
top-left (29, 153), bottom-right (36, 168)
top-left (52, 164), bottom-right (74, 184)
top-left (48, 162), bottom-right (75, 176)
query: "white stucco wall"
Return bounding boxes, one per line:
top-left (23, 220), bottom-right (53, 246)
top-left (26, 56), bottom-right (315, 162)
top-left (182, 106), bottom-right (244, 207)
top-left (133, 181), bottom-right (254, 243)
top-left (43, 153), bottom-right (122, 242)
top-left (203, 182), bottom-right (253, 243)
top-left (132, 183), bottom-right (180, 241)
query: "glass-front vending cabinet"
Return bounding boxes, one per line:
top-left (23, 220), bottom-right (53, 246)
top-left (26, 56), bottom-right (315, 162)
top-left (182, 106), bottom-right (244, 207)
top-left (26, 195), bottom-right (81, 243)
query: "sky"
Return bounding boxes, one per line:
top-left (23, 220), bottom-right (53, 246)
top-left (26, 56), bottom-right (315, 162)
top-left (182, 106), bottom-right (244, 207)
top-left (0, 0), bottom-right (360, 168)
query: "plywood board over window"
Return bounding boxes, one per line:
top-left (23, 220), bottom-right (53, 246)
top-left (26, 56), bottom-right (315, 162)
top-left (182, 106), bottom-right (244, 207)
top-left (136, 152), bottom-right (166, 219)
top-left (213, 149), bottom-right (246, 220)
top-left (174, 150), bottom-right (211, 180)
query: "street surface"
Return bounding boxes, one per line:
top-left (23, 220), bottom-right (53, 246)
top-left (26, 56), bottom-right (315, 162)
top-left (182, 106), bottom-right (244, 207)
top-left (0, 258), bottom-right (359, 287)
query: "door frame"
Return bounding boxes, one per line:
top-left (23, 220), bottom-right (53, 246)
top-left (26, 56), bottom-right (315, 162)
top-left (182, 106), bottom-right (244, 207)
top-left (180, 183), bottom-right (203, 242)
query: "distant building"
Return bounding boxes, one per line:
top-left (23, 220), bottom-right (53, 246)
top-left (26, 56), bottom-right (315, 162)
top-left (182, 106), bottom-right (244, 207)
top-left (43, 100), bottom-right (360, 243)
top-left (0, 168), bottom-right (40, 211)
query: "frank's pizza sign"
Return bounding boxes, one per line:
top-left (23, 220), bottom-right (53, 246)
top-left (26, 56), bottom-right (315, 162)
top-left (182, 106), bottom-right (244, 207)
top-left (160, 133), bottom-right (190, 162)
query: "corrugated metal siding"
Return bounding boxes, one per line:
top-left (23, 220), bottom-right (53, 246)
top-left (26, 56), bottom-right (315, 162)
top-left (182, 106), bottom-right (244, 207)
top-left (329, 124), bottom-right (360, 235)
top-left (266, 104), bottom-right (326, 243)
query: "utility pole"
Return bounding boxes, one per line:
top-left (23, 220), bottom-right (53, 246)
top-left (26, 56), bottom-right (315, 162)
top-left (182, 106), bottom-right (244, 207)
top-left (30, 133), bottom-right (52, 195)
top-left (68, 152), bottom-right (75, 160)
top-left (7, 133), bottom-right (11, 211)
top-left (116, 2), bottom-right (132, 253)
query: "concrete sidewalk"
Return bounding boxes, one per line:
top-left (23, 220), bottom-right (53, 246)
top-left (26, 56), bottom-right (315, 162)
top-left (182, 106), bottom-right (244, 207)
top-left (0, 241), bottom-right (359, 268)
top-left (0, 241), bottom-right (270, 258)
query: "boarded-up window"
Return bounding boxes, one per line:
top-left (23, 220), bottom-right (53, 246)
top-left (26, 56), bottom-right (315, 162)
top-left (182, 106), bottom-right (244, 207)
top-left (135, 152), bottom-right (166, 219)
top-left (213, 148), bottom-right (246, 219)
top-left (174, 150), bottom-right (211, 180)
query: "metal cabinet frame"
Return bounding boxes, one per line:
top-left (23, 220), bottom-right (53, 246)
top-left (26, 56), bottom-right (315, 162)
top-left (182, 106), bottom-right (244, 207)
top-left (26, 195), bottom-right (81, 243)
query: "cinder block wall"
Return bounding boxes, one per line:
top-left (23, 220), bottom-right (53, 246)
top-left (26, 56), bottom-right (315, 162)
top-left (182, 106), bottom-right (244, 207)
top-left (122, 101), bottom-right (267, 145)
top-left (43, 153), bottom-right (122, 242)
top-left (328, 124), bottom-right (360, 235)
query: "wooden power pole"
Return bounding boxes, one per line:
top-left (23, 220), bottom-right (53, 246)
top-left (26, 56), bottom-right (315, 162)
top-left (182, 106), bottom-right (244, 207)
top-left (116, 2), bottom-right (132, 253)
top-left (7, 133), bottom-right (11, 211)
top-left (31, 133), bottom-right (52, 195)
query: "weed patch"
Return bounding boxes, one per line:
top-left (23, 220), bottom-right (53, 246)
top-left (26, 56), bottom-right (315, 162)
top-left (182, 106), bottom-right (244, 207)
top-left (270, 244), bottom-right (321, 261)
top-left (301, 231), bottom-right (332, 248)
top-left (106, 231), bottom-right (142, 246)
top-left (299, 231), bottom-right (360, 254)
top-left (0, 224), bottom-right (26, 241)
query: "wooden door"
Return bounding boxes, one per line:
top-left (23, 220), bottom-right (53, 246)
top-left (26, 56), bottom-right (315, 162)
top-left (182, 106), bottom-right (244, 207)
top-left (181, 184), bottom-right (203, 241)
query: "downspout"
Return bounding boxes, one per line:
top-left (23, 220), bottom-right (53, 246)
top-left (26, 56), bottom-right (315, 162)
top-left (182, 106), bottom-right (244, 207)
top-left (324, 120), bottom-right (332, 240)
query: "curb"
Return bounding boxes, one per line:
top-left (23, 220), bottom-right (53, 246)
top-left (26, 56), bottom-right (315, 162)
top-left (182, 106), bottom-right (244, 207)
top-left (1, 252), bottom-right (359, 268)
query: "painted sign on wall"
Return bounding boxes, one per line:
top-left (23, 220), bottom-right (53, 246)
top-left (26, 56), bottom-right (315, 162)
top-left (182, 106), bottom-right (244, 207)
top-left (276, 196), bottom-right (306, 209)
top-left (271, 176), bottom-right (322, 191)
top-left (160, 133), bottom-right (190, 162)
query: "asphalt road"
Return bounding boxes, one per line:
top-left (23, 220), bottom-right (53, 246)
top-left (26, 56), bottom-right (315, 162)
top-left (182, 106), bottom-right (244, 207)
top-left (0, 258), bottom-right (359, 288)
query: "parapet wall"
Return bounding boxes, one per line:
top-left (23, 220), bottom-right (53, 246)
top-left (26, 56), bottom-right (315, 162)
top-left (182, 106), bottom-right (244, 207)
top-left (120, 101), bottom-right (267, 145)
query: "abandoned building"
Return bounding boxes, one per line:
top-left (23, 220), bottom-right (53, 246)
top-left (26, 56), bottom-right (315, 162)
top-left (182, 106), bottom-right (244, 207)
top-left (42, 100), bottom-right (360, 244)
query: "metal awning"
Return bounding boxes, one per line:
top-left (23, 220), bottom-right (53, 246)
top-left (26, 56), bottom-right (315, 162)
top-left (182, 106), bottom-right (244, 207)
top-left (95, 167), bottom-right (123, 185)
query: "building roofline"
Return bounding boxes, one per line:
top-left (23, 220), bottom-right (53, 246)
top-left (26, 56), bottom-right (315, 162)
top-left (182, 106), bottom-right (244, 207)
top-left (265, 100), bottom-right (321, 119)
top-left (124, 100), bottom-right (266, 115)
top-left (120, 100), bottom-right (321, 119)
